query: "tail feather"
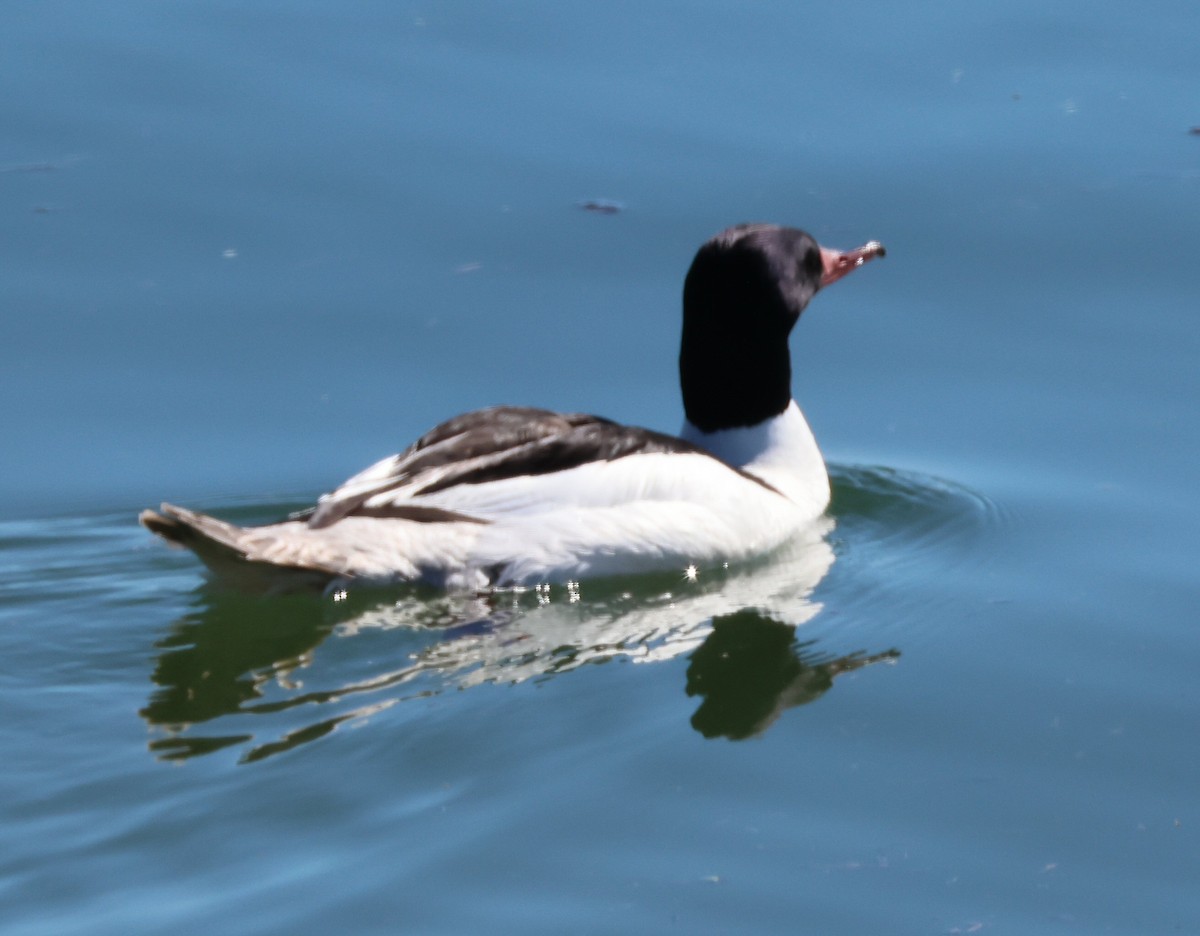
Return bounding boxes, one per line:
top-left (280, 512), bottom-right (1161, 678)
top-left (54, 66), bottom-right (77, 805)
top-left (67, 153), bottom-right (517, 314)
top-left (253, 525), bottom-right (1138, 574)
top-left (140, 504), bottom-right (245, 554)
top-left (140, 503), bottom-right (338, 592)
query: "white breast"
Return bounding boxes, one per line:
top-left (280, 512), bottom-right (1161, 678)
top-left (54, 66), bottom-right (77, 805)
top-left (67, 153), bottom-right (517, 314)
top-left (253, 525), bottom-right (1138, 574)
top-left (680, 400), bottom-right (830, 519)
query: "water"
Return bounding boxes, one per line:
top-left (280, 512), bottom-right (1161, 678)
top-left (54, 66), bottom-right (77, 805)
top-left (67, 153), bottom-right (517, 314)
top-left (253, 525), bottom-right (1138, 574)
top-left (3, 2), bottom-right (1198, 933)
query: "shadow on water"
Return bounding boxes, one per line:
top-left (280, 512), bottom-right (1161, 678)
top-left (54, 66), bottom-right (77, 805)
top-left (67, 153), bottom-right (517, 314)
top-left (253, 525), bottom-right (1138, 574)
top-left (139, 466), bottom-right (991, 762)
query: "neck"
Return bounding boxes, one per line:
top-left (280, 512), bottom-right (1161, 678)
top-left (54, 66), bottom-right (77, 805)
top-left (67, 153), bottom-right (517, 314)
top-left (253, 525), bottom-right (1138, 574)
top-left (678, 331), bottom-right (792, 432)
top-left (681, 401), bottom-right (830, 515)
top-left (678, 252), bottom-right (797, 432)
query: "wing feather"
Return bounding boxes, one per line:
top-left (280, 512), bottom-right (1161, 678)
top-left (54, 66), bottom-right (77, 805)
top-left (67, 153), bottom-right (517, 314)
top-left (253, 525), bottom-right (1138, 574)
top-left (307, 405), bottom-right (722, 528)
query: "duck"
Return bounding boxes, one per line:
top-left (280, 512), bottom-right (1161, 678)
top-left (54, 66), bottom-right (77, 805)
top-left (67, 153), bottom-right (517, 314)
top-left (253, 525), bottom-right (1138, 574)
top-left (141, 223), bottom-right (885, 592)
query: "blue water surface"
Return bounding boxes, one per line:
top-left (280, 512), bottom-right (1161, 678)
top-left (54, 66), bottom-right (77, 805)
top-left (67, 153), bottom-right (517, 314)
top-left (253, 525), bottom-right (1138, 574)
top-left (2, 2), bottom-right (1198, 934)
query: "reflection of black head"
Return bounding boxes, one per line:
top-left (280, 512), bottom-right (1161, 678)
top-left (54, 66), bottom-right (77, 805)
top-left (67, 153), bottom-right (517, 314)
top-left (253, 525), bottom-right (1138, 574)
top-left (680, 224), bottom-right (825, 433)
top-left (685, 609), bottom-right (900, 740)
top-left (686, 610), bottom-right (817, 740)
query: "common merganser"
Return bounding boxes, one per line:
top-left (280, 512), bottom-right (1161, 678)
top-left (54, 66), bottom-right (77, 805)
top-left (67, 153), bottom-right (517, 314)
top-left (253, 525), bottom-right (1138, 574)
top-left (141, 223), bottom-right (885, 592)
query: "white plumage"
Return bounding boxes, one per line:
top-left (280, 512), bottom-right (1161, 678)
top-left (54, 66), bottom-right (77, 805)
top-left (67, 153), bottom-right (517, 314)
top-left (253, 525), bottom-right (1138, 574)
top-left (141, 224), bottom-right (884, 592)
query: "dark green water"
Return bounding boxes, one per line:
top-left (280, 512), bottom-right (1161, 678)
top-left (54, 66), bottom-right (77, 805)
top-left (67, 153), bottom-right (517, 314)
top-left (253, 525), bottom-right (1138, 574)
top-left (3, 2), bottom-right (1198, 933)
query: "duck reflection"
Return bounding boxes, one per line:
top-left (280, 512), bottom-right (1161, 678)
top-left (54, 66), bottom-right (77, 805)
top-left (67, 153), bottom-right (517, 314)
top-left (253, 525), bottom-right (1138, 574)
top-left (141, 528), bottom-right (898, 761)
top-left (686, 610), bottom-right (898, 739)
top-left (142, 591), bottom-right (336, 759)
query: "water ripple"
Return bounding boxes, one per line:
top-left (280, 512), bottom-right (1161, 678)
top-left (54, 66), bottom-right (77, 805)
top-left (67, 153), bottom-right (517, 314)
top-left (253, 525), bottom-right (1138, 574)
top-left (816, 463), bottom-right (1004, 644)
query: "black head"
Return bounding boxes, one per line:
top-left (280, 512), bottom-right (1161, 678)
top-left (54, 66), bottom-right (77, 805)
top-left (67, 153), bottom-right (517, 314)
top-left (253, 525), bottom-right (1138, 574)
top-left (679, 224), bottom-right (826, 433)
